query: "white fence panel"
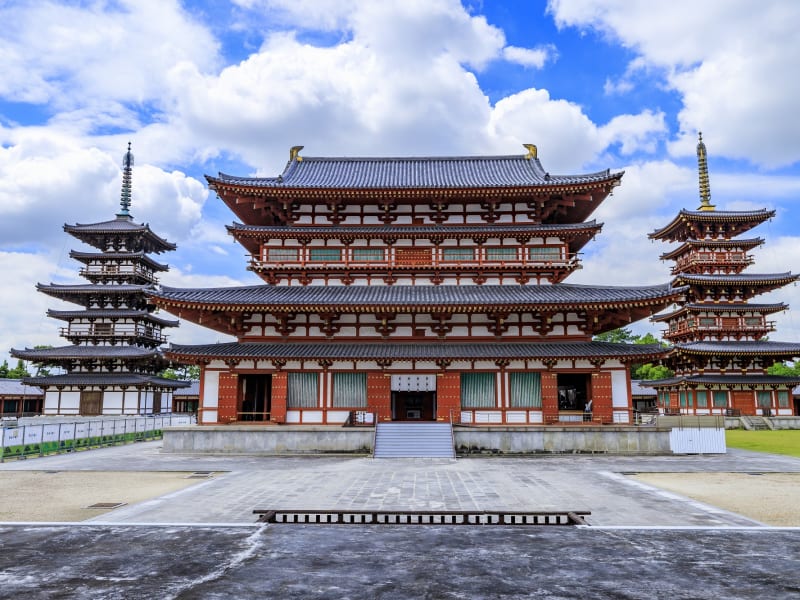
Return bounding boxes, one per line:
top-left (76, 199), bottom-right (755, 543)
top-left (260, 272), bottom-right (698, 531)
top-left (670, 427), bottom-right (726, 454)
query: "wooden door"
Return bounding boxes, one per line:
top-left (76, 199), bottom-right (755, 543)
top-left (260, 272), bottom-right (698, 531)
top-left (80, 391), bottom-right (103, 416)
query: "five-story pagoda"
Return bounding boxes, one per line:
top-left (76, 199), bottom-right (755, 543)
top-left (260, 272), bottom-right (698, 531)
top-left (648, 134), bottom-right (800, 416)
top-left (150, 145), bottom-right (682, 426)
top-left (11, 145), bottom-right (188, 416)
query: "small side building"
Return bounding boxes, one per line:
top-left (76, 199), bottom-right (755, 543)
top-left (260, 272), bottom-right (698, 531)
top-left (0, 380), bottom-right (43, 418)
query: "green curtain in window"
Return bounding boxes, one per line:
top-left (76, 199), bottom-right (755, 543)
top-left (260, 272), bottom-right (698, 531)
top-left (778, 391), bottom-right (790, 408)
top-left (695, 390), bottom-right (708, 408)
top-left (757, 391), bottom-right (772, 408)
top-left (509, 372), bottom-right (541, 408)
top-left (712, 391), bottom-right (728, 408)
top-left (460, 373), bottom-right (496, 408)
top-left (332, 372), bottom-right (367, 408)
top-left (679, 391), bottom-right (687, 407)
top-left (287, 373), bottom-right (319, 408)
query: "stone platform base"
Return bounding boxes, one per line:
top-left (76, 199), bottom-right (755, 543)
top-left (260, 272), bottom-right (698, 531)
top-left (162, 425), bottom-right (675, 455)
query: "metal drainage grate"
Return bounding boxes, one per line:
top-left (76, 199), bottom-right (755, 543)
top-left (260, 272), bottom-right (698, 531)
top-left (254, 509), bottom-right (590, 526)
top-left (187, 471), bottom-right (215, 478)
top-left (85, 502), bottom-right (127, 510)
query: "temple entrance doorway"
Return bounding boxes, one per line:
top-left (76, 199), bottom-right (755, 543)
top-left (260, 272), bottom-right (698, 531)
top-left (239, 374), bottom-right (272, 421)
top-left (392, 391), bottom-right (436, 421)
top-left (390, 374), bottom-right (437, 421)
top-left (556, 373), bottom-right (590, 411)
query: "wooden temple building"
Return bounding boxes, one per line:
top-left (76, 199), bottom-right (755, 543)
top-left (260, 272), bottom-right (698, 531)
top-left (150, 145), bottom-right (685, 426)
top-left (647, 134), bottom-right (800, 416)
top-left (11, 145), bottom-right (188, 415)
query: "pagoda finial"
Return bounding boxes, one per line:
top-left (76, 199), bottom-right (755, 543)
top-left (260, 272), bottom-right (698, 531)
top-left (696, 132), bottom-right (715, 211)
top-left (117, 142), bottom-right (134, 218)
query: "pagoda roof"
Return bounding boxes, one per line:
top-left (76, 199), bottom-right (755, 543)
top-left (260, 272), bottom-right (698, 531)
top-left (64, 215), bottom-right (176, 253)
top-left (165, 341), bottom-right (665, 362)
top-left (149, 282), bottom-right (681, 313)
top-left (643, 374), bottom-right (800, 388)
top-left (673, 272), bottom-right (798, 287)
top-left (37, 283), bottom-right (152, 306)
top-left (652, 302), bottom-right (787, 322)
top-left (69, 250), bottom-right (169, 271)
top-left (228, 221), bottom-right (602, 253)
top-left (46, 309), bottom-right (179, 327)
top-left (11, 345), bottom-right (163, 361)
top-left (672, 340), bottom-right (800, 357)
top-left (22, 373), bottom-right (190, 389)
top-left (209, 152), bottom-right (622, 191)
top-left (659, 237), bottom-right (764, 261)
top-left (649, 209), bottom-right (774, 242)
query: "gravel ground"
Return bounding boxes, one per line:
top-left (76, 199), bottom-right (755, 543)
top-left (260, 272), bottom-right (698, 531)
top-left (0, 471), bottom-right (206, 521)
top-left (630, 472), bottom-right (800, 526)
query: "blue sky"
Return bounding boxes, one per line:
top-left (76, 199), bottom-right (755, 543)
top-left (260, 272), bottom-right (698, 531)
top-left (2, 0), bottom-right (800, 362)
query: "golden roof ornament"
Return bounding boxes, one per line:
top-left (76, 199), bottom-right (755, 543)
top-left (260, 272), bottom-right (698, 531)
top-left (523, 144), bottom-right (537, 160)
top-left (696, 132), bottom-right (715, 211)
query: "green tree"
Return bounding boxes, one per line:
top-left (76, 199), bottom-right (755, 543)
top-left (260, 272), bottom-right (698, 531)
top-left (6, 359), bottom-right (31, 379)
top-left (0, 360), bottom-right (9, 378)
top-left (594, 328), bottom-right (673, 380)
top-left (632, 363), bottom-right (674, 380)
top-left (161, 364), bottom-right (201, 380)
top-left (593, 327), bottom-right (638, 344)
top-left (767, 362), bottom-right (800, 376)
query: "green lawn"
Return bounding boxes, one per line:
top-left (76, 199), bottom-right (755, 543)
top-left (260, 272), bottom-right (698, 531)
top-left (726, 430), bottom-right (800, 457)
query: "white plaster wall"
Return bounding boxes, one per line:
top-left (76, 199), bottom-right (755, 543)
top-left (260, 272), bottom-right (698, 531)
top-left (611, 370), bottom-right (630, 408)
top-left (203, 371), bottom-right (220, 408)
top-left (103, 391), bottom-right (124, 412)
top-left (44, 390), bottom-right (61, 414)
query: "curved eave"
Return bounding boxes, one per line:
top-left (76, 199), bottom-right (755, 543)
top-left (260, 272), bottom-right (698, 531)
top-left (46, 309), bottom-right (180, 327)
top-left (22, 374), bottom-right (190, 389)
top-left (649, 209), bottom-right (774, 241)
top-left (644, 375), bottom-right (800, 388)
top-left (652, 302), bottom-right (788, 322)
top-left (64, 223), bottom-right (176, 253)
top-left (670, 342), bottom-right (800, 357)
top-left (164, 341), bottom-right (665, 363)
top-left (673, 273), bottom-right (798, 287)
top-left (11, 345), bottom-right (163, 361)
top-left (69, 250), bottom-right (169, 271)
top-left (659, 237), bottom-right (764, 260)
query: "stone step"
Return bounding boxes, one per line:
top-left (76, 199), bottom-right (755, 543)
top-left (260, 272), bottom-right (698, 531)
top-left (374, 422), bottom-right (455, 458)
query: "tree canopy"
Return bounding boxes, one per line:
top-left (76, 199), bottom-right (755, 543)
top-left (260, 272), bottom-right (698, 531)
top-left (593, 327), bottom-right (674, 380)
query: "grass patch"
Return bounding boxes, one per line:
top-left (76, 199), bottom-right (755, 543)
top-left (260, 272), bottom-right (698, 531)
top-left (726, 430), bottom-right (800, 457)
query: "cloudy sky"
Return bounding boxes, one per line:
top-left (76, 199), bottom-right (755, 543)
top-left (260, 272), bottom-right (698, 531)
top-left (2, 0), bottom-right (800, 364)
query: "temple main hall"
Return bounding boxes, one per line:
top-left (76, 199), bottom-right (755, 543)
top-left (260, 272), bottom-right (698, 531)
top-left (149, 144), bottom-right (684, 426)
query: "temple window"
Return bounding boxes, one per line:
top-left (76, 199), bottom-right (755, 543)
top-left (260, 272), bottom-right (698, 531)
top-left (712, 391), bottom-right (728, 408)
top-left (442, 247), bottom-right (475, 262)
top-left (528, 246), bottom-right (561, 261)
top-left (460, 372), bottom-right (496, 408)
top-left (309, 248), bottom-right (342, 262)
top-left (679, 391), bottom-right (687, 407)
top-left (485, 247), bottom-right (517, 262)
top-left (744, 317), bottom-right (762, 327)
top-left (699, 317), bottom-right (716, 327)
top-left (757, 391), bottom-right (772, 408)
top-left (509, 372), bottom-right (542, 407)
top-left (696, 390), bottom-right (708, 408)
top-left (287, 372), bottom-right (319, 408)
top-left (267, 247), bottom-right (299, 262)
top-left (332, 372), bottom-right (367, 408)
top-left (778, 390), bottom-right (790, 408)
top-left (351, 248), bottom-right (384, 262)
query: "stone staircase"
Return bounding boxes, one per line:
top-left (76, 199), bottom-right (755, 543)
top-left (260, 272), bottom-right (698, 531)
top-left (373, 422), bottom-right (455, 458)
top-left (742, 415), bottom-right (772, 430)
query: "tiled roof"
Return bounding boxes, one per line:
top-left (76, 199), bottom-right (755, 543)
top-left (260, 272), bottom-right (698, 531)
top-left (210, 153), bottom-right (622, 190)
top-left (649, 209), bottom-right (774, 240)
top-left (0, 379), bottom-right (43, 397)
top-left (22, 374), bottom-right (190, 388)
top-left (37, 283), bottom-right (152, 294)
top-left (227, 221), bottom-right (602, 236)
top-left (151, 282), bottom-right (680, 309)
top-left (652, 302), bottom-right (787, 322)
top-left (673, 273), bottom-right (797, 285)
top-left (630, 379), bottom-right (657, 396)
top-left (659, 237), bottom-right (764, 260)
top-left (643, 374), bottom-right (800, 387)
top-left (69, 250), bottom-right (169, 271)
top-left (64, 216), bottom-right (176, 251)
top-left (166, 341), bottom-right (665, 361)
top-left (673, 341), bottom-right (800, 356)
top-left (11, 345), bottom-right (162, 360)
top-left (174, 380), bottom-right (200, 397)
top-left (46, 309), bottom-right (179, 327)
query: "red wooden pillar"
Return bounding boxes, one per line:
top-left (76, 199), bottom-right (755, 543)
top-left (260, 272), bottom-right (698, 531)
top-left (217, 372), bottom-right (238, 423)
top-left (271, 372), bottom-right (288, 423)
top-left (541, 372), bottom-right (558, 424)
top-left (367, 373), bottom-right (392, 422)
top-left (591, 371), bottom-right (613, 424)
top-left (436, 372), bottom-right (461, 421)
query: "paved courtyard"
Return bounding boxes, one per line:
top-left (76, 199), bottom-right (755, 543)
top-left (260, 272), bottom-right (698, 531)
top-left (0, 440), bottom-right (798, 598)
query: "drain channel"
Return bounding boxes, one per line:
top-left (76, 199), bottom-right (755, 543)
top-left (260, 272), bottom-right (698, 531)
top-left (255, 509), bottom-right (589, 526)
